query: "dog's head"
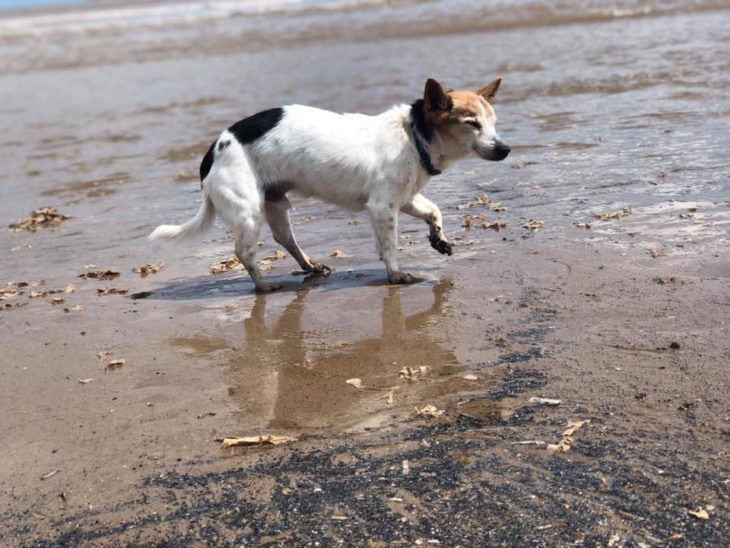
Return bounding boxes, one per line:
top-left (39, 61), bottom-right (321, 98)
top-left (422, 77), bottom-right (510, 162)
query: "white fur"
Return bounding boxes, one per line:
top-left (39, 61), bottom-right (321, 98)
top-left (148, 196), bottom-right (215, 240)
top-left (249, 105), bottom-right (427, 208)
top-left (150, 95), bottom-right (506, 292)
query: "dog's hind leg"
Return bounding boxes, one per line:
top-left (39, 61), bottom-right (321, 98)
top-left (206, 140), bottom-right (284, 293)
top-left (233, 217), bottom-right (282, 293)
top-left (213, 187), bottom-right (280, 293)
top-left (401, 193), bottom-right (453, 256)
top-left (264, 197), bottom-right (332, 275)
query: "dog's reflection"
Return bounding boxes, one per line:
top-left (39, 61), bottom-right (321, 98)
top-left (229, 280), bottom-right (458, 430)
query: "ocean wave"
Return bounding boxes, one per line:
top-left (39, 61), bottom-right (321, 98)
top-left (1, 0), bottom-right (728, 38)
top-left (0, 0), bottom-right (397, 35)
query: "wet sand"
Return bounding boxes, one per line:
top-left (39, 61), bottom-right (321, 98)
top-left (1, 0), bottom-right (729, 545)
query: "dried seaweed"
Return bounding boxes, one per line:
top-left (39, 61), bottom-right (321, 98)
top-left (9, 207), bottom-right (71, 232)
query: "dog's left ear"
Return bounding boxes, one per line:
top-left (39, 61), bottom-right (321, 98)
top-left (476, 77), bottom-right (502, 102)
top-left (424, 78), bottom-right (453, 112)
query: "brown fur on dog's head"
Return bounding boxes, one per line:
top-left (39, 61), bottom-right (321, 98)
top-left (422, 77), bottom-right (509, 162)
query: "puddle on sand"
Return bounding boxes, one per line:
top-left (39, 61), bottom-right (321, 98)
top-left (168, 280), bottom-right (507, 434)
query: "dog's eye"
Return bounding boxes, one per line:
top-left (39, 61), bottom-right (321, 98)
top-left (465, 120), bottom-right (482, 131)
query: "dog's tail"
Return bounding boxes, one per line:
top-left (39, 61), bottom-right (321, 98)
top-left (149, 197), bottom-right (215, 241)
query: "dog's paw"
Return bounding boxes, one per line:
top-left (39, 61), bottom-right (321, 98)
top-left (429, 234), bottom-right (453, 256)
top-left (309, 262), bottom-right (333, 275)
top-left (388, 271), bottom-right (422, 285)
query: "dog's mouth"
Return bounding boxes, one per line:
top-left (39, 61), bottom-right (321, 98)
top-left (475, 141), bottom-right (510, 162)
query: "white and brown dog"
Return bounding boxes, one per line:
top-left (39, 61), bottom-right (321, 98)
top-left (150, 78), bottom-right (509, 292)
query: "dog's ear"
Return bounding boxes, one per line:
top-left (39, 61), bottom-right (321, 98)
top-left (424, 78), bottom-right (452, 112)
top-left (476, 77), bottom-right (502, 102)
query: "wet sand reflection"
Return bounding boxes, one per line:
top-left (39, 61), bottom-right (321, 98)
top-left (229, 280), bottom-right (461, 431)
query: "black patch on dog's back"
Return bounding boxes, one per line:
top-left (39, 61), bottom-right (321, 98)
top-left (199, 140), bottom-right (216, 185)
top-left (229, 107), bottom-right (284, 145)
top-left (410, 99), bottom-right (435, 142)
top-left (199, 108), bottom-right (283, 188)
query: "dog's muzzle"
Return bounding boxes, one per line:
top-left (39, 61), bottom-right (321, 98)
top-left (475, 140), bottom-right (510, 161)
top-left (490, 141), bottom-right (510, 161)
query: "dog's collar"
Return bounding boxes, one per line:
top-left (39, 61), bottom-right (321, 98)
top-left (409, 120), bottom-right (441, 177)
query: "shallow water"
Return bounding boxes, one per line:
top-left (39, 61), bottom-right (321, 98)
top-left (2, 0), bottom-right (729, 396)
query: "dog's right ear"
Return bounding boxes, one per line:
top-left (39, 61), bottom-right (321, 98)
top-left (424, 78), bottom-right (452, 112)
top-left (476, 77), bottom-right (502, 102)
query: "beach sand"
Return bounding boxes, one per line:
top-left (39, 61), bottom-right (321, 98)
top-left (1, 0), bottom-right (728, 544)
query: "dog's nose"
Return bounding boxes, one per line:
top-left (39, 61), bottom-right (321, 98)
top-left (494, 142), bottom-right (510, 161)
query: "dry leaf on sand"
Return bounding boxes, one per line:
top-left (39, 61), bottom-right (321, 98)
top-left (402, 460), bottom-right (410, 475)
top-left (79, 270), bottom-right (120, 281)
top-left (473, 193), bottom-right (506, 212)
top-left (377, 389), bottom-right (396, 405)
top-left (64, 305), bottom-right (85, 313)
top-left (562, 420), bottom-right (590, 437)
top-left (106, 359), bottom-right (126, 371)
top-left (97, 288), bottom-right (128, 296)
top-left (133, 262), bottom-right (164, 277)
top-left (482, 221), bottom-right (506, 231)
top-left (78, 378), bottom-right (95, 384)
top-left (688, 507), bottom-right (710, 520)
top-left (547, 419), bottom-right (590, 452)
top-left (415, 405), bottom-right (445, 418)
top-left (529, 397), bottom-right (562, 406)
top-left (399, 366), bottom-right (430, 381)
top-left (463, 374), bottom-right (479, 381)
top-left (50, 297), bottom-right (65, 305)
top-left (473, 193), bottom-right (491, 206)
top-left (220, 435), bottom-right (295, 449)
top-left (346, 378), bottom-right (394, 392)
top-left (28, 290), bottom-right (48, 298)
top-left (1, 286), bottom-right (20, 300)
top-left (345, 378), bottom-right (363, 389)
top-left (210, 257), bottom-right (243, 274)
top-left (9, 207), bottom-right (71, 232)
top-left (40, 469), bottom-right (62, 480)
top-left (594, 208), bottom-right (631, 221)
top-left (15, 280), bottom-right (45, 288)
top-left (48, 284), bottom-right (75, 294)
top-left (464, 213), bottom-right (487, 230)
top-left (330, 250), bottom-right (348, 258)
top-left (263, 250), bottom-right (287, 261)
top-left (511, 440), bottom-right (546, 446)
top-left (523, 219), bottom-right (544, 230)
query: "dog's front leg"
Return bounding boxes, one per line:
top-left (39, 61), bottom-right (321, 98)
top-left (401, 193), bottom-right (452, 256)
top-left (366, 201), bottom-right (420, 284)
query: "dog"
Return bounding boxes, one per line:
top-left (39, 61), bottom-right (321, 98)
top-left (149, 77), bottom-right (509, 292)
